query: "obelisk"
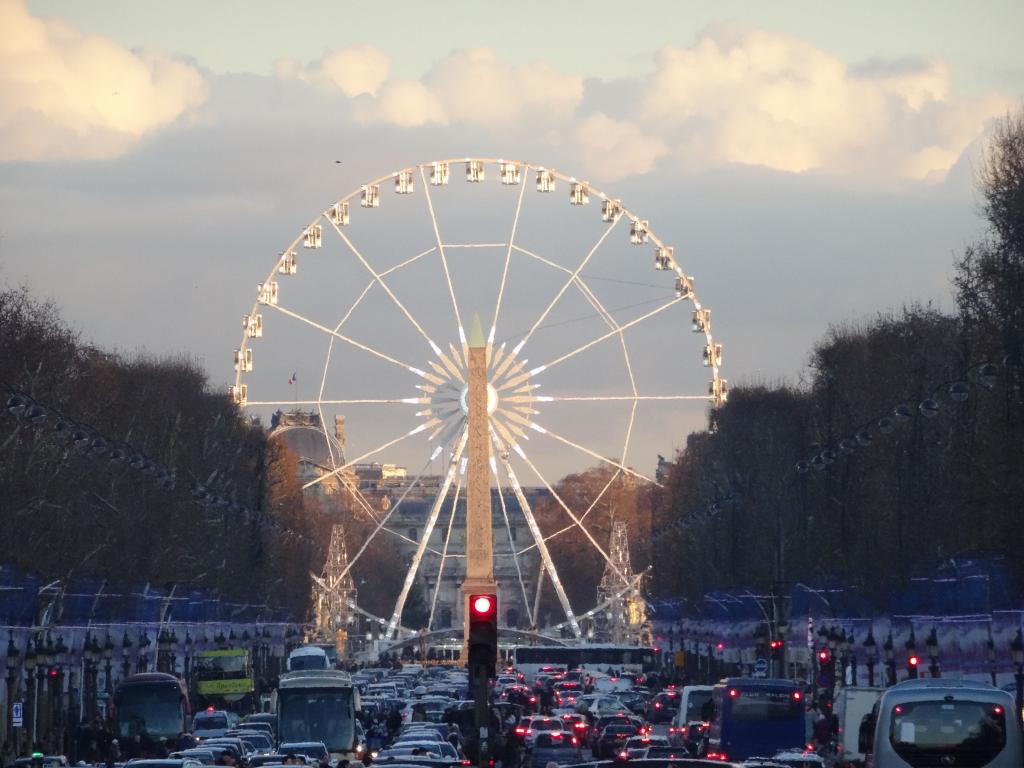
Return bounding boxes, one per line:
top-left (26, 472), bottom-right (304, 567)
top-left (461, 313), bottom-right (497, 650)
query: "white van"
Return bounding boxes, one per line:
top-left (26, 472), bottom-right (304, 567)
top-left (669, 685), bottom-right (714, 746)
top-left (833, 686), bottom-right (882, 765)
top-left (865, 678), bottom-right (1020, 768)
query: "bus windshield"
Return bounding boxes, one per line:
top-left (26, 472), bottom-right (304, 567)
top-left (890, 700), bottom-right (1006, 768)
top-left (196, 654), bottom-right (248, 679)
top-left (278, 688), bottom-right (355, 754)
top-left (115, 685), bottom-right (184, 739)
top-left (730, 688), bottom-right (802, 720)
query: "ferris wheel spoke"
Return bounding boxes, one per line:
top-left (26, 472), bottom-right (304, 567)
top-left (530, 295), bottom-right (687, 376)
top-left (386, 428), bottom-right (469, 639)
top-left (246, 398), bottom-right (426, 406)
top-left (490, 427), bottom-right (580, 637)
top-left (491, 444), bottom-right (535, 625)
top-left (302, 421), bottom-right (436, 491)
top-left (527, 422), bottom-right (657, 486)
top-left (378, 246), bottom-right (437, 277)
top-left (512, 213), bottom-right (622, 357)
top-left (515, 470), bottom-right (621, 555)
top-left (333, 453), bottom-right (446, 583)
top-left (427, 472), bottom-right (463, 631)
top-left (267, 302), bottom-right (427, 377)
top-left (490, 169), bottom-right (529, 353)
top-left (515, 444), bottom-right (629, 584)
top-left (531, 394), bottom-right (712, 402)
top-left (327, 218), bottom-right (448, 359)
top-left (419, 166), bottom-right (467, 354)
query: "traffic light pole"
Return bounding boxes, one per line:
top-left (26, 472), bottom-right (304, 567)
top-left (462, 315), bottom-right (498, 768)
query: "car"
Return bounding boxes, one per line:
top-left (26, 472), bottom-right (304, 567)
top-left (14, 757), bottom-right (68, 768)
top-left (278, 742), bottom-right (329, 762)
top-left (193, 710), bottom-right (231, 740)
top-left (236, 720), bottom-right (275, 740)
top-left (623, 735), bottom-right (670, 759)
top-left (125, 761), bottom-right (206, 768)
top-left (243, 714), bottom-right (279, 738)
top-left (513, 716), bottom-right (569, 748)
top-left (647, 690), bottom-right (680, 723)
top-left (168, 750), bottom-right (217, 765)
top-left (226, 731), bottom-right (275, 754)
top-left (594, 724), bottom-right (639, 759)
top-left (529, 732), bottom-right (578, 768)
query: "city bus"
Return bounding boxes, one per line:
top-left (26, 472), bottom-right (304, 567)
top-left (277, 669), bottom-right (360, 761)
top-left (194, 648), bottom-right (255, 709)
top-left (513, 644), bottom-right (657, 678)
top-left (706, 678), bottom-right (805, 762)
top-left (113, 672), bottom-right (191, 757)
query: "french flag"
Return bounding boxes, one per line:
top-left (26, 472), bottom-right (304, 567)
top-left (288, 371), bottom-right (297, 385)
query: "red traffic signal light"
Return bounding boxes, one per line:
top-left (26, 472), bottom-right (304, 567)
top-left (472, 595), bottom-right (494, 616)
top-left (769, 640), bottom-right (783, 650)
top-left (908, 655), bottom-right (919, 667)
top-left (818, 649), bottom-right (831, 663)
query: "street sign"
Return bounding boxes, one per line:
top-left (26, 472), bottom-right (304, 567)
top-left (12, 700), bottom-right (23, 728)
top-left (753, 658), bottom-right (769, 676)
top-left (674, 650), bottom-right (685, 668)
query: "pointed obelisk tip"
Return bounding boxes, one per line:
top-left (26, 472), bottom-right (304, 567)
top-left (468, 313), bottom-right (486, 348)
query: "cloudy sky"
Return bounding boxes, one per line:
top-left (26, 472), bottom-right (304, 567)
top-left (2, 0), bottom-right (1022, 480)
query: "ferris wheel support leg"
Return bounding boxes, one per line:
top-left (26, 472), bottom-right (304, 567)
top-left (386, 429), bottom-right (469, 639)
top-left (532, 562), bottom-right (545, 629)
top-left (492, 458), bottom-right (533, 626)
top-left (491, 430), bottom-right (581, 638)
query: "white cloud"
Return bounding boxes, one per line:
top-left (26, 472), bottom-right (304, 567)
top-left (285, 45), bottom-right (583, 129)
top-left (575, 113), bottom-right (667, 181)
top-left (0, 0), bottom-right (206, 162)
top-left (423, 47), bottom-right (583, 124)
top-left (276, 45), bottom-right (391, 98)
top-left (353, 79), bottom-right (446, 127)
top-left (637, 24), bottom-right (1012, 179)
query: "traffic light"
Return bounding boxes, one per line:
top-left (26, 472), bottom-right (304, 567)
top-left (816, 647), bottom-right (834, 691)
top-left (907, 654), bottom-right (920, 679)
top-left (468, 593), bottom-right (498, 679)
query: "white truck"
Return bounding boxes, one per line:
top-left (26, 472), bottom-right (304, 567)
top-left (832, 686), bottom-right (882, 766)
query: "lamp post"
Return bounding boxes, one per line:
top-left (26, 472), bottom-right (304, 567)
top-left (1011, 629), bottom-right (1024, 725)
top-left (137, 632), bottom-right (151, 674)
top-left (53, 636), bottom-right (69, 756)
top-left (905, 628), bottom-right (919, 680)
top-left (863, 629), bottom-right (877, 687)
top-left (102, 635), bottom-right (114, 695)
top-left (842, 629), bottom-right (856, 686)
top-left (6, 635), bottom-right (19, 754)
top-left (83, 633), bottom-right (98, 722)
top-left (926, 627), bottom-right (940, 678)
top-left (24, 639), bottom-right (37, 749)
top-left (121, 633), bottom-right (133, 681)
top-left (987, 631), bottom-right (998, 687)
top-left (883, 632), bottom-right (895, 686)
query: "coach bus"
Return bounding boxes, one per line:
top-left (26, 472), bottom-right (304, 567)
top-left (513, 644), bottom-right (657, 678)
top-left (113, 672), bottom-right (191, 757)
top-left (277, 669), bottom-right (360, 761)
top-left (705, 678), bottom-right (805, 762)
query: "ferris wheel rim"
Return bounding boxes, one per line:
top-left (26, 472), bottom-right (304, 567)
top-left (231, 155), bottom-right (726, 641)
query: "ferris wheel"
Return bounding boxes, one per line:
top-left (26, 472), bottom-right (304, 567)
top-left (231, 157), bottom-right (726, 641)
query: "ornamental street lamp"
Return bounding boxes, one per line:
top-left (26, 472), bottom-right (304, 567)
top-left (987, 630), bottom-right (998, 686)
top-left (883, 632), bottom-right (895, 686)
top-left (103, 634), bottom-right (114, 693)
top-left (24, 640), bottom-right (37, 744)
top-left (926, 627), bottom-right (940, 678)
top-left (842, 629), bottom-right (856, 686)
top-left (1011, 629), bottom-right (1024, 725)
top-left (863, 629), bottom-right (877, 687)
top-left (6, 635), bottom-right (19, 753)
top-left (122, 633), bottom-right (133, 680)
